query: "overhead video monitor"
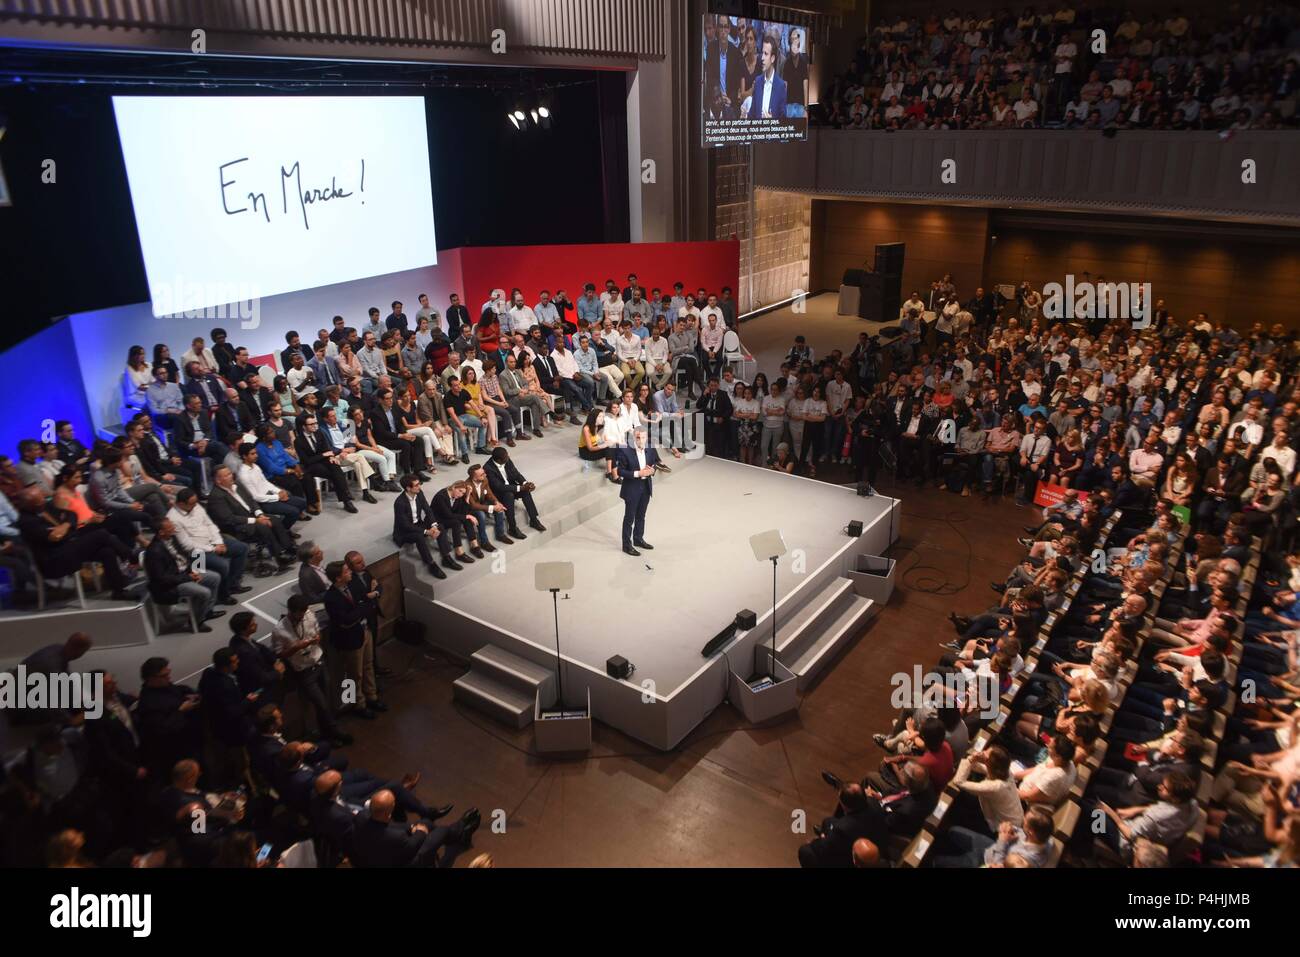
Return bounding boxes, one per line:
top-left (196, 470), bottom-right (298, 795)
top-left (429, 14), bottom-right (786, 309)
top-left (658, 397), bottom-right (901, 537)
top-left (702, 13), bottom-right (811, 147)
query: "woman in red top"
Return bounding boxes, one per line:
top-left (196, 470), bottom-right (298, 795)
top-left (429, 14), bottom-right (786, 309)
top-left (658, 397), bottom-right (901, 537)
top-left (476, 313), bottom-right (502, 372)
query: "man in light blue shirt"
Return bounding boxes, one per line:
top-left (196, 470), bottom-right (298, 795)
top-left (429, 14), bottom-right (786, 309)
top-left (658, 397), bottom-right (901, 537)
top-left (652, 382), bottom-right (687, 457)
top-left (361, 308), bottom-right (385, 341)
top-left (576, 283), bottom-right (602, 328)
top-left (534, 291), bottom-right (560, 333)
top-left (146, 365), bottom-right (186, 427)
top-left (574, 335), bottom-right (607, 403)
top-left (357, 331), bottom-right (387, 395)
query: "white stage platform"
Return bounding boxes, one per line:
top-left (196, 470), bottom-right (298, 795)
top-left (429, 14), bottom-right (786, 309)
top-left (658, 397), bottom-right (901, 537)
top-left (0, 427), bottom-right (899, 752)
top-left (398, 439), bottom-right (901, 750)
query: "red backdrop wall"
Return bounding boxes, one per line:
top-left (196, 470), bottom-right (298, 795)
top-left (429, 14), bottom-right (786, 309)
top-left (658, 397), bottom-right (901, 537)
top-left (454, 241), bottom-right (740, 315)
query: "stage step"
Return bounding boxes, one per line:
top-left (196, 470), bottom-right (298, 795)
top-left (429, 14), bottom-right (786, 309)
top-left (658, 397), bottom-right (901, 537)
top-left (773, 577), bottom-right (876, 690)
top-left (469, 644), bottom-right (556, 708)
top-left (452, 671), bottom-right (536, 729)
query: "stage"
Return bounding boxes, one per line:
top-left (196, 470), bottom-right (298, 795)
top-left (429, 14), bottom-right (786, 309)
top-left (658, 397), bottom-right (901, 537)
top-left (0, 425), bottom-right (899, 751)
top-left (397, 434), bottom-right (900, 750)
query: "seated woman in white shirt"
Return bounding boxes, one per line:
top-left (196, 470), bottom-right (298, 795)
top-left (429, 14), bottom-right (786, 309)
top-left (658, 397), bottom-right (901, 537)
top-left (122, 345), bottom-right (153, 420)
top-left (954, 745), bottom-right (1025, 836)
top-left (581, 404), bottom-right (620, 484)
top-left (1015, 733), bottom-right (1078, 808)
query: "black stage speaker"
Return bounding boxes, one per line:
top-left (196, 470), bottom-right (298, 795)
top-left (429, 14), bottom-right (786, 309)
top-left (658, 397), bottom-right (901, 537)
top-left (847, 520), bottom-right (864, 537)
top-left (606, 655), bottom-right (633, 680)
top-left (735, 609), bottom-right (758, 630)
top-left (874, 243), bottom-right (904, 320)
top-left (874, 243), bottom-right (906, 276)
top-left (858, 271), bottom-right (887, 323)
top-left (880, 277), bottom-right (901, 322)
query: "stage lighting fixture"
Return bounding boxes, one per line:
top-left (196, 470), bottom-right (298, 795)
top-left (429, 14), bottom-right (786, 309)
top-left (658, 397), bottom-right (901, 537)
top-left (507, 113), bottom-right (520, 130)
top-left (538, 106), bottom-right (550, 119)
top-left (514, 109), bottom-right (526, 121)
top-left (530, 109), bottom-right (540, 124)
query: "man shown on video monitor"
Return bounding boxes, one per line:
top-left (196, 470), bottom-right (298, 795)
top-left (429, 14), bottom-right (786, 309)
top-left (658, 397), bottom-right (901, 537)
top-left (702, 16), bottom-right (810, 147)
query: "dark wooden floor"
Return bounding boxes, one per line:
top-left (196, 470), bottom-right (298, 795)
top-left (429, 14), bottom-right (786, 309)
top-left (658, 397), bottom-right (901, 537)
top-left (340, 467), bottom-right (1029, 867)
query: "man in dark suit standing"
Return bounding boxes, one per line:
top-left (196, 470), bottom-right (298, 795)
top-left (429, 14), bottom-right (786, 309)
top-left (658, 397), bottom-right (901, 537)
top-left (345, 550), bottom-right (391, 683)
top-left (748, 34), bottom-right (788, 120)
top-left (615, 428), bottom-right (661, 557)
top-left (391, 474), bottom-right (451, 577)
top-left (197, 646), bottom-right (260, 787)
top-left (698, 376), bottom-right (734, 457)
top-left (295, 415), bottom-right (360, 513)
top-left (347, 788), bottom-right (480, 868)
top-left (322, 560), bottom-right (380, 720)
top-left (297, 541), bottom-right (331, 604)
top-left (84, 671), bottom-right (151, 847)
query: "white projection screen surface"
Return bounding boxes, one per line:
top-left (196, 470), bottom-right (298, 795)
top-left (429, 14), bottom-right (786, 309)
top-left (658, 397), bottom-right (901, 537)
top-left (112, 96), bottom-right (437, 316)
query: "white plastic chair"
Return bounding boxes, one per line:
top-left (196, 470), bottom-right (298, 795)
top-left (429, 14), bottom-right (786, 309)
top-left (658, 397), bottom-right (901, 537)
top-left (722, 330), bottom-right (752, 380)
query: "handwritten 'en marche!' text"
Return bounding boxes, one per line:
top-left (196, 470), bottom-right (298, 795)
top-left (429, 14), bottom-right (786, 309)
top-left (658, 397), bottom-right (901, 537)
top-left (219, 157), bottom-right (366, 230)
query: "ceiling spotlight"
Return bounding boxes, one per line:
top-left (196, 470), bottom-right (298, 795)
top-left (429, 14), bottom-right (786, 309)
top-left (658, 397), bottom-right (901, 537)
top-left (530, 110), bottom-right (539, 123)
top-left (514, 110), bottom-right (526, 121)
top-left (508, 113), bottom-right (520, 129)
top-left (538, 106), bottom-right (550, 119)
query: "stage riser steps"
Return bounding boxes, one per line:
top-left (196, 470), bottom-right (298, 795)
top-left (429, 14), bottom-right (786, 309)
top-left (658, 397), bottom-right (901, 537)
top-left (773, 577), bottom-right (859, 658)
top-left (785, 595), bottom-right (874, 690)
top-left (470, 645), bottom-right (556, 707)
top-left (452, 672), bottom-right (536, 729)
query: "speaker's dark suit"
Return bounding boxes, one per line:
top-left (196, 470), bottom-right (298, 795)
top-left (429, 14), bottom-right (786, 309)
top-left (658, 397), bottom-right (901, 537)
top-left (616, 445), bottom-right (661, 548)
